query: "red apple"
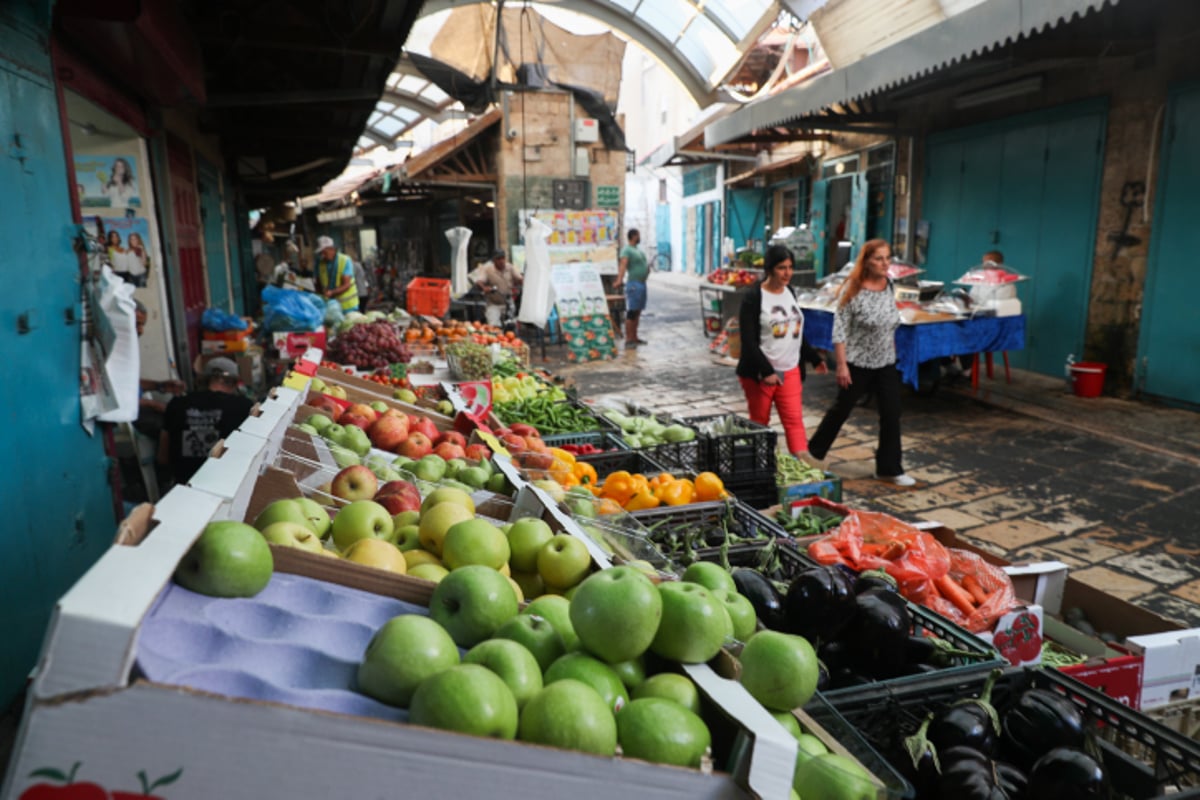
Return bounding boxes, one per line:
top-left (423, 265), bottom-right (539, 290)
top-left (510, 423), bottom-right (540, 438)
top-left (501, 434), bottom-right (528, 453)
top-left (436, 430), bottom-right (468, 448)
top-left (377, 491), bottom-right (421, 515)
top-left (344, 403), bottom-right (379, 423)
top-left (340, 412), bottom-right (373, 431)
top-left (524, 436), bottom-right (548, 453)
top-left (434, 442), bottom-right (467, 461)
top-left (368, 414), bottom-right (410, 451)
top-left (331, 464), bottom-right (378, 503)
top-left (381, 407), bottom-right (407, 420)
top-left (399, 432), bottom-right (433, 460)
top-left (465, 443), bottom-right (492, 461)
top-left (410, 416), bottom-right (439, 442)
top-left (309, 395), bottom-right (341, 417)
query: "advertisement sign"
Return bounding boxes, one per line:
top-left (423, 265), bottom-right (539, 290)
top-left (75, 154), bottom-right (142, 209)
top-left (84, 215), bottom-right (152, 287)
top-left (548, 261), bottom-right (617, 362)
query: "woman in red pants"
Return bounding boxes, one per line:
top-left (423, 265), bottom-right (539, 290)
top-left (736, 245), bottom-right (827, 457)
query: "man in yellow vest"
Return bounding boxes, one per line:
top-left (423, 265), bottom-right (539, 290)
top-left (314, 235), bottom-right (358, 313)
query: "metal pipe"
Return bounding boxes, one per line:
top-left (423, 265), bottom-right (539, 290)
top-left (905, 135), bottom-right (916, 261)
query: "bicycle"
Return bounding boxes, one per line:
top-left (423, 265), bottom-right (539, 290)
top-left (648, 245), bottom-right (672, 272)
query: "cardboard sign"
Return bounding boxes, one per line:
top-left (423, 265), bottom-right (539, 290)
top-left (548, 261), bottom-right (618, 363)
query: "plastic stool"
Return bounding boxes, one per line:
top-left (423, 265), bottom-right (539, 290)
top-left (971, 352), bottom-right (1012, 389)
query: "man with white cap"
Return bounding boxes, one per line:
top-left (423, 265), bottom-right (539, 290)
top-left (158, 357), bottom-right (254, 486)
top-left (313, 235), bottom-right (359, 313)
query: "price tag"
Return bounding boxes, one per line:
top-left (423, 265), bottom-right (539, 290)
top-left (476, 430), bottom-right (509, 457)
top-left (282, 372), bottom-right (311, 390)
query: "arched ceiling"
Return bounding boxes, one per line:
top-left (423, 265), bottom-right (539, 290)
top-left (358, 0), bottom-right (782, 152)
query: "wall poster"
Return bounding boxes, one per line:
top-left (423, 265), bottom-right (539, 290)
top-left (75, 154), bottom-right (142, 209)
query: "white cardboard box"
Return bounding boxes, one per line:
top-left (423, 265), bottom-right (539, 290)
top-left (185, 431), bottom-right (268, 521)
top-left (235, 386), bottom-right (305, 460)
top-left (1127, 628), bottom-right (1200, 709)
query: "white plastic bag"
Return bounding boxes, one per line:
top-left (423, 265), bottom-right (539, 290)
top-left (518, 217), bottom-right (553, 328)
top-left (97, 266), bottom-right (141, 423)
top-left (445, 226), bottom-right (473, 298)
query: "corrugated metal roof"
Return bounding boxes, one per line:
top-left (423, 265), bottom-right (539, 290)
top-left (705, 0), bottom-right (1119, 146)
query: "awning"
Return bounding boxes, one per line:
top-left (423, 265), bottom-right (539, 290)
top-left (705, 0), bottom-right (1118, 146)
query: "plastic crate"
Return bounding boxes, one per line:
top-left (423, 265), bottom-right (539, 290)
top-left (689, 540), bottom-right (1003, 695)
top-left (540, 431), bottom-right (629, 451)
top-left (686, 413), bottom-right (777, 480)
top-left (601, 402), bottom-right (706, 475)
top-left (630, 499), bottom-right (789, 556)
top-left (405, 277), bottom-right (451, 317)
top-left (723, 474), bottom-right (780, 509)
top-left (576, 449), bottom-right (668, 482)
top-left (823, 667), bottom-right (1200, 800)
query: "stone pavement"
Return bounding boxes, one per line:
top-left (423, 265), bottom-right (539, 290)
top-left (542, 270), bottom-right (1200, 627)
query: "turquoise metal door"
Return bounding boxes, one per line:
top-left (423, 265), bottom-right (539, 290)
top-left (727, 189), bottom-right (766, 250)
top-left (1139, 85), bottom-right (1200, 405)
top-left (196, 157), bottom-right (230, 311)
top-left (995, 125), bottom-right (1048, 370)
top-left (710, 199), bottom-right (722, 273)
top-left (655, 203), bottom-right (672, 270)
top-left (922, 140), bottom-right (963, 279)
top-left (0, 10), bottom-right (117, 710)
top-left (809, 178), bottom-right (829, 276)
top-left (848, 172), bottom-right (868, 252)
top-left (695, 203), bottom-right (708, 275)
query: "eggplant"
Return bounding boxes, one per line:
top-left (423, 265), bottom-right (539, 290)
top-left (938, 746), bottom-right (1028, 800)
top-left (783, 565), bottom-right (857, 643)
top-left (1028, 747), bottom-right (1108, 800)
top-left (854, 568), bottom-right (898, 594)
top-left (842, 588), bottom-right (912, 677)
top-left (1002, 689), bottom-right (1086, 769)
top-left (900, 714), bottom-right (941, 798)
top-left (928, 669), bottom-right (1002, 756)
top-left (731, 568), bottom-right (784, 630)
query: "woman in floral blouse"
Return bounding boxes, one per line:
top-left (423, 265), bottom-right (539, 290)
top-left (807, 239), bottom-right (915, 486)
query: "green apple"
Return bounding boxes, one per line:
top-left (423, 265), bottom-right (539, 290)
top-left (617, 697), bottom-right (711, 768)
top-left (343, 538), bottom-right (407, 573)
top-left (681, 561), bottom-right (737, 595)
top-left (441, 518), bottom-right (510, 571)
top-left (305, 413), bottom-right (335, 432)
top-left (793, 753), bottom-right (876, 800)
top-left (443, 458), bottom-right (467, 479)
top-left (416, 501), bottom-right (474, 556)
top-left (531, 479), bottom-right (565, 503)
top-left (712, 588), bottom-right (758, 642)
top-left (495, 614), bottom-right (565, 672)
top-left (392, 509), bottom-right (421, 527)
top-left (650, 581), bottom-right (733, 664)
top-left (739, 630), bottom-right (819, 711)
top-left (296, 497), bottom-right (332, 538)
top-left (375, 466), bottom-right (403, 483)
top-left (486, 472), bottom-right (510, 494)
top-left (437, 400), bottom-right (455, 416)
top-left (331, 499), bottom-right (395, 552)
top-left (537, 533), bottom-right (592, 590)
top-left (409, 664), bottom-right (519, 739)
top-left (456, 466), bottom-right (490, 490)
top-left (253, 499), bottom-right (312, 532)
top-left (772, 709), bottom-right (804, 739)
top-left (393, 388), bottom-right (418, 403)
top-left (510, 570), bottom-right (546, 601)
top-left (408, 563), bottom-right (449, 583)
top-left (292, 423), bottom-right (319, 435)
top-left (420, 486), bottom-right (475, 515)
top-left (463, 639), bottom-right (543, 709)
top-left (393, 455), bottom-right (415, 472)
top-left (260, 521), bottom-right (326, 554)
top-left (369, 401), bottom-right (389, 414)
top-left (609, 656), bottom-right (646, 690)
top-left (518, 679), bottom-right (617, 756)
top-left (311, 377), bottom-right (327, 392)
top-left (412, 454), bottom-right (447, 483)
top-left (796, 732), bottom-right (829, 761)
top-left (632, 673), bottom-right (702, 716)
top-left (543, 652), bottom-right (628, 712)
top-left (174, 521), bottom-right (273, 598)
top-left (365, 454), bottom-right (393, 474)
top-left (392, 524), bottom-right (421, 551)
top-left (569, 567), bottom-right (662, 664)
top-left (522, 595), bottom-right (579, 652)
top-left (429, 565), bottom-right (519, 647)
top-left (328, 444), bottom-right (361, 468)
top-left (356, 614), bottom-right (460, 707)
top-left (343, 425), bottom-right (372, 457)
top-left (506, 518), bottom-right (554, 573)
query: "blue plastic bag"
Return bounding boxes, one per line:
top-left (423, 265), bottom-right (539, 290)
top-left (201, 307), bottom-right (249, 331)
top-left (262, 286), bottom-right (324, 332)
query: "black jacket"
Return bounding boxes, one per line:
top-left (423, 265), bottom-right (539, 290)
top-left (735, 283), bottom-right (824, 381)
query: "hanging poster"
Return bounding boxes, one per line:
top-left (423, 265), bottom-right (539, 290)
top-left (548, 261), bottom-right (617, 363)
top-left (75, 154), bottom-right (142, 208)
top-left (518, 208), bottom-right (620, 274)
top-left (85, 215), bottom-right (152, 287)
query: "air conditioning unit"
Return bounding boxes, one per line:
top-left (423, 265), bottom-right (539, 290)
top-left (574, 118), bottom-right (599, 143)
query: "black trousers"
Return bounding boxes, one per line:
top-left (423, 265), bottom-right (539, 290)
top-left (808, 362), bottom-right (904, 476)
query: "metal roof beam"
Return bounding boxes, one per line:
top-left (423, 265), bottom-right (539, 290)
top-left (207, 88), bottom-right (381, 108)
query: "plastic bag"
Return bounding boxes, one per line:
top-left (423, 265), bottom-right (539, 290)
top-left (261, 286), bottom-right (324, 332)
top-left (201, 307), bottom-right (249, 331)
top-left (518, 216), bottom-right (553, 328)
top-left (323, 299), bottom-right (344, 329)
top-left (919, 548), bottom-right (1018, 634)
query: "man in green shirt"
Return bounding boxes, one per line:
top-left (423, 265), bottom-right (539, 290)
top-left (614, 228), bottom-right (649, 348)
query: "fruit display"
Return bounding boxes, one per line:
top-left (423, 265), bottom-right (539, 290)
top-left (298, 400), bottom-right (482, 466)
top-left (705, 267), bottom-right (759, 287)
top-left (326, 321), bottom-right (412, 369)
top-left (445, 341), bottom-right (494, 381)
top-left (335, 308), bottom-right (410, 335)
top-left (493, 397), bottom-right (605, 435)
top-left (492, 374), bottom-right (567, 404)
top-left (601, 408), bottom-right (697, 450)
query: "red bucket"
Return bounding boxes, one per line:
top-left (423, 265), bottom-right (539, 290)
top-left (1069, 362), bottom-right (1107, 398)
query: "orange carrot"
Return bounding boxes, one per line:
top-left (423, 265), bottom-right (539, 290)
top-left (936, 575), bottom-right (978, 616)
top-left (961, 574), bottom-right (990, 605)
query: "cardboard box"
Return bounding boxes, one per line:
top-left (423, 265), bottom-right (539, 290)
top-left (235, 386), bottom-right (305, 461)
top-left (1127, 629), bottom-right (1200, 710)
top-left (273, 329), bottom-right (327, 358)
top-left (200, 337), bottom-right (250, 353)
top-left (236, 348), bottom-right (266, 393)
top-left (184, 431), bottom-right (269, 521)
top-left (2, 487), bottom-right (796, 800)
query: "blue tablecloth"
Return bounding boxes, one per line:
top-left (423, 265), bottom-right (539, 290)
top-left (803, 309), bottom-right (1026, 389)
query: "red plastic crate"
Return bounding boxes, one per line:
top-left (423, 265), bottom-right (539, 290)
top-left (406, 277), bottom-right (451, 317)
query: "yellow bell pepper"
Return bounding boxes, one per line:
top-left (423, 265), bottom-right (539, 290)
top-left (694, 471), bottom-right (727, 502)
top-left (595, 497), bottom-right (625, 515)
top-left (624, 490), bottom-right (661, 511)
top-left (548, 457), bottom-right (574, 485)
top-left (548, 447), bottom-right (576, 466)
top-left (630, 473), bottom-right (652, 496)
top-left (660, 479), bottom-right (696, 506)
top-left (572, 461), bottom-right (598, 486)
top-left (600, 471), bottom-right (635, 506)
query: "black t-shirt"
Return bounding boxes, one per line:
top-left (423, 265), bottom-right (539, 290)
top-left (162, 390), bottom-right (254, 484)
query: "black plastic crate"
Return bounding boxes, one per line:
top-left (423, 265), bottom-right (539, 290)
top-left (630, 499), bottom-right (789, 558)
top-left (723, 474), bottom-right (779, 510)
top-left (822, 667), bottom-right (1200, 800)
top-left (597, 401), bottom-right (705, 474)
top-left (575, 448), bottom-right (668, 481)
top-left (686, 413), bottom-right (777, 479)
top-left (540, 430), bottom-right (628, 452)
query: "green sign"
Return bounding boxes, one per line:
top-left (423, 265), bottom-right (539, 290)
top-left (596, 185), bottom-right (621, 207)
